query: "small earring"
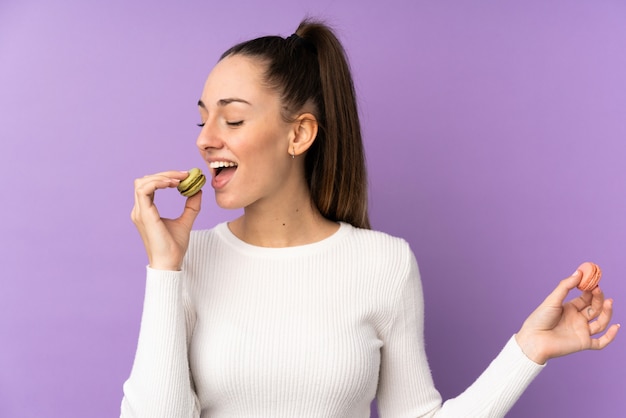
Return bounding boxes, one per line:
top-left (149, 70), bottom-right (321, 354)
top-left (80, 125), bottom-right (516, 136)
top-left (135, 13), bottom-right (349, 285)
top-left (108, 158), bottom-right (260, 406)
top-left (291, 146), bottom-right (296, 159)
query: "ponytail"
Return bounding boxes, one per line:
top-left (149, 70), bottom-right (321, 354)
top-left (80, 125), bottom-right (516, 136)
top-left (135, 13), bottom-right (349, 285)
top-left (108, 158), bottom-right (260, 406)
top-left (221, 19), bottom-right (370, 229)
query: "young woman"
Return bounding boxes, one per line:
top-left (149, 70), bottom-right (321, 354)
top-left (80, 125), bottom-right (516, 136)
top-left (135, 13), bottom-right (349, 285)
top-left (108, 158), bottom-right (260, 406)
top-left (122, 19), bottom-right (619, 417)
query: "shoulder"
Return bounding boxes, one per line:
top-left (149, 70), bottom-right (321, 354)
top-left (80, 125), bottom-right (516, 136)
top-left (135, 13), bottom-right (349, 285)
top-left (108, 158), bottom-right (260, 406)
top-left (189, 222), bottom-right (233, 243)
top-left (341, 224), bottom-right (416, 277)
top-left (189, 225), bottom-right (219, 245)
top-left (185, 223), bottom-right (227, 262)
top-left (344, 224), bottom-right (412, 258)
top-left (344, 225), bottom-right (423, 327)
top-left (181, 224), bottom-right (227, 291)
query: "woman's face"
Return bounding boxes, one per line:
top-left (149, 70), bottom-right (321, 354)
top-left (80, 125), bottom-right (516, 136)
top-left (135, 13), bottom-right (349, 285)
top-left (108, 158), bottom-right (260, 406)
top-left (196, 54), bottom-right (296, 210)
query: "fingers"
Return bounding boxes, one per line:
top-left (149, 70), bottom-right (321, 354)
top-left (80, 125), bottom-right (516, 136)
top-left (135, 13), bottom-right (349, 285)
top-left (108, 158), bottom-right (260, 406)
top-left (585, 293), bottom-right (619, 352)
top-left (179, 190), bottom-right (203, 228)
top-left (570, 292), bottom-right (593, 312)
top-left (585, 287), bottom-right (606, 319)
top-left (131, 171), bottom-right (189, 222)
top-left (589, 323), bottom-right (621, 351)
top-left (134, 171), bottom-right (188, 199)
top-left (589, 297), bottom-right (614, 335)
top-left (542, 271), bottom-right (582, 308)
top-left (130, 170), bottom-right (202, 271)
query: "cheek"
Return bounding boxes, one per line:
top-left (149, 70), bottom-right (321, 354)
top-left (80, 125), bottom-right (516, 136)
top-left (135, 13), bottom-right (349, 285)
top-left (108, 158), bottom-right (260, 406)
top-left (246, 124), bottom-right (289, 158)
top-left (242, 134), bottom-right (291, 185)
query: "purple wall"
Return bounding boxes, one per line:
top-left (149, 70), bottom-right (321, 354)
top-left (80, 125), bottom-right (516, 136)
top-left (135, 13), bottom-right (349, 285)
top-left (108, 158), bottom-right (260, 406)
top-left (1, 1), bottom-right (623, 417)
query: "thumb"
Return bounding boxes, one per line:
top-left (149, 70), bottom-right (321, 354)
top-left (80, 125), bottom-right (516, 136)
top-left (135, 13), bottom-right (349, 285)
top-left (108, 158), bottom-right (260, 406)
top-left (179, 190), bottom-right (202, 228)
top-left (542, 270), bottom-right (581, 307)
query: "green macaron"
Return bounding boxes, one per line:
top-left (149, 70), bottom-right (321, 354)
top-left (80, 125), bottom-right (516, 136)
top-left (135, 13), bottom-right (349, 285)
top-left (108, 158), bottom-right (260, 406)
top-left (177, 168), bottom-right (206, 197)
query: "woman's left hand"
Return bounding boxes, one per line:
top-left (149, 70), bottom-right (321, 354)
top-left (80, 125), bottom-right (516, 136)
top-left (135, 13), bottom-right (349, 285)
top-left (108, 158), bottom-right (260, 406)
top-left (515, 270), bottom-right (620, 365)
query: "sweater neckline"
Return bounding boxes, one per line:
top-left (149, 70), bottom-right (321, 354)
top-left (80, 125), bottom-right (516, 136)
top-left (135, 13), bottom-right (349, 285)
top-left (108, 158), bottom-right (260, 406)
top-left (215, 221), bottom-right (352, 258)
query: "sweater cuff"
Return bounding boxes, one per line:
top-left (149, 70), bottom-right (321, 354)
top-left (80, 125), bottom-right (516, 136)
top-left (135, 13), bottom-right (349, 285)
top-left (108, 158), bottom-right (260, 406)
top-left (144, 266), bottom-right (184, 307)
top-left (146, 266), bottom-right (184, 281)
top-left (503, 334), bottom-right (546, 377)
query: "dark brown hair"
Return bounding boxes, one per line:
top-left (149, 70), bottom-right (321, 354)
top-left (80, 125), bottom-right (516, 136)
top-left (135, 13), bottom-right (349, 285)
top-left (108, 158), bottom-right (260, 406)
top-left (220, 19), bottom-right (370, 229)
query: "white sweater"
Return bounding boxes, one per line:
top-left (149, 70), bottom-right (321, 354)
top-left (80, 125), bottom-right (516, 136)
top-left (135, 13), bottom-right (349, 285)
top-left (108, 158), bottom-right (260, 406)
top-left (121, 222), bottom-right (543, 417)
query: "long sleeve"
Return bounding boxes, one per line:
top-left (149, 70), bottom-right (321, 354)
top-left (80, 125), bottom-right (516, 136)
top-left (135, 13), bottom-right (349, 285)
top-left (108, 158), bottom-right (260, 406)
top-left (120, 267), bottom-right (200, 418)
top-left (376, 249), bottom-right (544, 417)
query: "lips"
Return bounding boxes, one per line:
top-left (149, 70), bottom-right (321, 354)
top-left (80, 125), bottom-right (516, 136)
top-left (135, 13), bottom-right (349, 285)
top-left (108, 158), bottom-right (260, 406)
top-left (209, 160), bottom-right (238, 189)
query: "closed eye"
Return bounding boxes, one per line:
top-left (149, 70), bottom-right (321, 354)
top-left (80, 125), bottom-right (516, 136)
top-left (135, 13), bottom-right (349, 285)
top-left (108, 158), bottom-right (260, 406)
top-left (197, 121), bottom-right (243, 128)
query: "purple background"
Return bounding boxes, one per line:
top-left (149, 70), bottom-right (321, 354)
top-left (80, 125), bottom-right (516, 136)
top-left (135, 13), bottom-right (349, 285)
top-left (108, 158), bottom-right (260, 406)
top-left (1, 0), bottom-right (624, 417)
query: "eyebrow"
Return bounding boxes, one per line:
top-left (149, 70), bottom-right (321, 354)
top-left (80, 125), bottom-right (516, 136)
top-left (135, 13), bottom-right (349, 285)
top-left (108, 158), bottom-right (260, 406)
top-left (197, 98), bottom-right (252, 108)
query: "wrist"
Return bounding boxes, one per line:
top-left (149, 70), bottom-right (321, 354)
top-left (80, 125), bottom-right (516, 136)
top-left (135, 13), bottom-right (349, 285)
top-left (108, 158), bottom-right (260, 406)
top-left (515, 331), bottom-right (548, 365)
top-left (148, 254), bottom-right (183, 271)
top-left (148, 260), bottom-right (182, 271)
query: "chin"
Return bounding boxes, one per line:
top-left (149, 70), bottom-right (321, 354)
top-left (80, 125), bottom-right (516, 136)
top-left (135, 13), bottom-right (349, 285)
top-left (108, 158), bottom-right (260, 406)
top-left (214, 193), bottom-right (245, 210)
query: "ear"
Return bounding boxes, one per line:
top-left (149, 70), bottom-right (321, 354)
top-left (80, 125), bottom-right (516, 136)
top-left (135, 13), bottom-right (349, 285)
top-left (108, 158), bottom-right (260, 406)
top-left (288, 113), bottom-right (318, 157)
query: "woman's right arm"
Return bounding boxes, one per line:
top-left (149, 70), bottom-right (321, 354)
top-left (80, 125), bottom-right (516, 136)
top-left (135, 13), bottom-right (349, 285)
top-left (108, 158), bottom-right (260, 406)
top-left (120, 171), bottom-right (203, 417)
top-left (120, 269), bottom-right (200, 417)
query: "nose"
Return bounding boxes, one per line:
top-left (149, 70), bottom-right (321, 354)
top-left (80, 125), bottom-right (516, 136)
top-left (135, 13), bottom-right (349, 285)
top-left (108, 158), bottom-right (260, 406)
top-left (196, 119), bottom-right (223, 152)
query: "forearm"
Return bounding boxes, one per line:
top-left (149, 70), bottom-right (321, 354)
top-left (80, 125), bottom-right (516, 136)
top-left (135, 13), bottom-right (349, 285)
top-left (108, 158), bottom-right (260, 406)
top-left (121, 268), bottom-right (199, 418)
top-left (428, 336), bottom-right (544, 417)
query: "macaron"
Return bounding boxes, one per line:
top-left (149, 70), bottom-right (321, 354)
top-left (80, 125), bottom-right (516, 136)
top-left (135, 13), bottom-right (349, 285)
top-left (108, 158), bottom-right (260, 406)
top-left (177, 168), bottom-right (206, 197)
top-left (576, 261), bottom-right (602, 291)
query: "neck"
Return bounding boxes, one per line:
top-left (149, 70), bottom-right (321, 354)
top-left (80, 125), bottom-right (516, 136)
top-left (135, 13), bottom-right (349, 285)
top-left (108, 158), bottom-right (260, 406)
top-left (228, 190), bottom-right (339, 248)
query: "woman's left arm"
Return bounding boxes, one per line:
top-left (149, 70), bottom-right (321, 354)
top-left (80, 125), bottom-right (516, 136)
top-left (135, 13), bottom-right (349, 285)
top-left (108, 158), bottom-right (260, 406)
top-left (515, 270), bottom-right (620, 365)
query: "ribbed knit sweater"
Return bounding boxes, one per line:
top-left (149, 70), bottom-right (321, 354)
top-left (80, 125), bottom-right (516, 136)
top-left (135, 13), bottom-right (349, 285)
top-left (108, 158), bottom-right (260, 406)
top-left (121, 222), bottom-right (543, 417)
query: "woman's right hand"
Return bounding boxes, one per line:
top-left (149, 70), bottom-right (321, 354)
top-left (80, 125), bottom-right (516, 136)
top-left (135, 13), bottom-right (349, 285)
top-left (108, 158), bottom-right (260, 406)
top-left (131, 170), bottom-right (203, 271)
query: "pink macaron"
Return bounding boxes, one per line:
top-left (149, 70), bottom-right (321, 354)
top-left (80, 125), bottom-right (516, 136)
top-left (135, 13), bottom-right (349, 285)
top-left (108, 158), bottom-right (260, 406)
top-left (576, 262), bottom-right (602, 291)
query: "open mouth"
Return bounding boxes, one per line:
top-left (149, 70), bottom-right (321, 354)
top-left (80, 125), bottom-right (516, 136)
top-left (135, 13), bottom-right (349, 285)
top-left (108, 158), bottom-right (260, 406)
top-left (209, 161), bottom-right (238, 177)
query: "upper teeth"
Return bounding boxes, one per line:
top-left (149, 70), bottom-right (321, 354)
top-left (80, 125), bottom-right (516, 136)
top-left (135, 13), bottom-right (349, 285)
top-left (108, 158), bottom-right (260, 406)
top-left (209, 161), bottom-right (237, 168)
